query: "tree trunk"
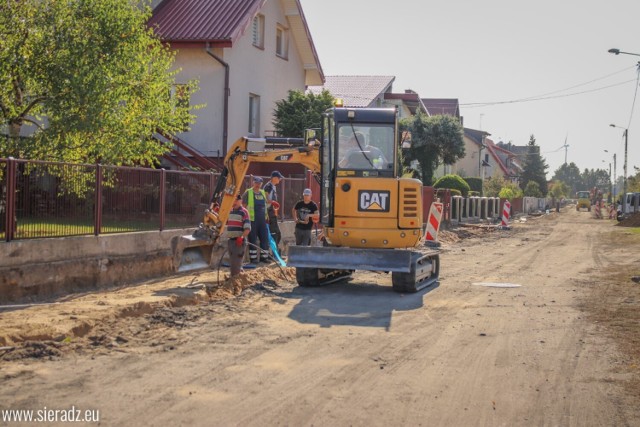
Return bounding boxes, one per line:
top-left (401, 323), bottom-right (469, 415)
top-left (421, 161), bottom-right (435, 186)
top-left (8, 120), bottom-right (21, 139)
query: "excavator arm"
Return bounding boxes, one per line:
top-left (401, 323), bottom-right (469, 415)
top-left (174, 136), bottom-right (320, 271)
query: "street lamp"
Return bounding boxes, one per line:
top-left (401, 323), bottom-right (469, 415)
top-left (609, 124), bottom-right (628, 213)
top-left (608, 48), bottom-right (640, 57)
top-left (607, 49), bottom-right (637, 213)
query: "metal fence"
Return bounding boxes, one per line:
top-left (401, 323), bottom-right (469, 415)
top-left (1, 157), bottom-right (309, 242)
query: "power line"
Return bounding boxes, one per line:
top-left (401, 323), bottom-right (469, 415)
top-left (516, 65), bottom-right (636, 101)
top-left (626, 64), bottom-right (640, 130)
top-left (461, 65), bottom-right (638, 108)
top-left (461, 79), bottom-right (637, 108)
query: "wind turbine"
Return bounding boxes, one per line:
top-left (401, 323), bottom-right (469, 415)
top-left (561, 134), bottom-right (569, 164)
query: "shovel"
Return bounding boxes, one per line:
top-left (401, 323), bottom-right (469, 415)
top-left (266, 224), bottom-right (287, 267)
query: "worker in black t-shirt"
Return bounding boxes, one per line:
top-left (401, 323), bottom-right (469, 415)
top-left (292, 188), bottom-right (318, 246)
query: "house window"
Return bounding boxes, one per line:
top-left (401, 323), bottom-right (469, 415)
top-left (276, 25), bottom-right (288, 59)
top-left (249, 94), bottom-right (260, 135)
top-left (252, 14), bottom-right (264, 48)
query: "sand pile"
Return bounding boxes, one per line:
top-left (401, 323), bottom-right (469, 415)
top-left (616, 212), bottom-right (640, 227)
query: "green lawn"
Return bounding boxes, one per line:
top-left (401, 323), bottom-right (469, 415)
top-left (1, 217), bottom-right (192, 240)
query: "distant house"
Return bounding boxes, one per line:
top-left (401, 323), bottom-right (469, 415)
top-left (452, 128), bottom-right (492, 179)
top-left (451, 128), bottom-right (521, 183)
top-left (383, 90), bottom-right (428, 119)
top-left (493, 141), bottom-right (525, 182)
top-left (421, 98), bottom-right (461, 123)
top-left (149, 0), bottom-right (324, 167)
top-left (308, 75), bottom-right (395, 108)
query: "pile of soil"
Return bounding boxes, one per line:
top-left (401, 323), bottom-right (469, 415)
top-left (1, 341), bottom-right (62, 361)
top-left (207, 266), bottom-right (295, 299)
top-left (616, 212), bottom-right (640, 227)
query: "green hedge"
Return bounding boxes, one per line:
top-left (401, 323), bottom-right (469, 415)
top-left (464, 177), bottom-right (483, 195)
top-left (433, 174), bottom-right (471, 197)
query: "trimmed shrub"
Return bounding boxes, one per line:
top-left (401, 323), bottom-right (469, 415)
top-left (433, 174), bottom-right (471, 197)
top-left (464, 177), bottom-right (483, 195)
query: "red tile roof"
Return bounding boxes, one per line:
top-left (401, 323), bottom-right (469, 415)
top-left (149, 0), bottom-right (266, 45)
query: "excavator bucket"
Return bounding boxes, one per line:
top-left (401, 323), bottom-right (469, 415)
top-left (173, 226), bottom-right (216, 272)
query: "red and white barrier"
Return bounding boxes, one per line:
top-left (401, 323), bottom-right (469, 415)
top-left (426, 202), bottom-right (444, 242)
top-left (500, 201), bottom-right (511, 228)
top-left (594, 202), bottom-right (602, 219)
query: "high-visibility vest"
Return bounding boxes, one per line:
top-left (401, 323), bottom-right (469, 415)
top-left (245, 188), bottom-right (268, 221)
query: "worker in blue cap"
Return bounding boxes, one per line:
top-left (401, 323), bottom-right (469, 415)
top-left (263, 170), bottom-right (284, 248)
top-left (242, 176), bottom-right (269, 263)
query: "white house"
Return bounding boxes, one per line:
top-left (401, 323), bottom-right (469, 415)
top-left (149, 0), bottom-right (324, 163)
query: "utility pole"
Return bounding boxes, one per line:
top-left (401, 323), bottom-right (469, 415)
top-left (613, 153), bottom-right (617, 200)
top-left (607, 48), bottom-right (638, 213)
top-left (610, 124), bottom-right (628, 213)
top-left (623, 128), bottom-right (628, 212)
top-left (609, 162), bottom-right (612, 203)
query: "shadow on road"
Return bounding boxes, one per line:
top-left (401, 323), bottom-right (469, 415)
top-left (280, 279), bottom-right (439, 330)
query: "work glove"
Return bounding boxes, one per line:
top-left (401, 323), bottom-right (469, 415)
top-left (235, 236), bottom-right (244, 247)
top-left (271, 201), bottom-right (280, 216)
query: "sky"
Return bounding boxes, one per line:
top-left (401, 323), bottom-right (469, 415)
top-left (299, 0), bottom-right (640, 179)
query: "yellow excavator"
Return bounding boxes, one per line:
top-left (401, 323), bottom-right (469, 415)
top-left (174, 107), bottom-right (439, 293)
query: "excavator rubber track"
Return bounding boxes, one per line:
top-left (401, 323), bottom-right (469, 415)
top-left (295, 267), bottom-right (354, 287)
top-left (391, 251), bottom-right (440, 293)
top-left (287, 246), bottom-right (439, 292)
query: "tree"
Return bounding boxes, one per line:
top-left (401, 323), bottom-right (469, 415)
top-left (499, 182), bottom-right (523, 199)
top-left (552, 162), bottom-right (583, 195)
top-left (0, 0), bottom-right (198, 165)
top-left (272, 90), bottom-right (334, 138)
top-left (523, 181), bottom-right (543, 197)
top-left (628, 166), bottom-right (640, 192)
top-left (548, 180), bottom-right (569, 199)
top-left (519, 134), bottom-right (548, 196)
top-left (483, 175), bottom-right (507, 197)
top-left (581, 168), bottom-right (609, 194)
top-left (399, 112), bottom-right (465, 186)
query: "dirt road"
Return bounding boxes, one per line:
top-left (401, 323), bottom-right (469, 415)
top-left (1, 207), bottom-right (639, 426)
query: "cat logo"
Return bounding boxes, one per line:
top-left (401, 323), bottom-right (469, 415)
top-left (274, 154), bottom-right (292, 161)
top-left (358, 190), bottom-right (390, 212)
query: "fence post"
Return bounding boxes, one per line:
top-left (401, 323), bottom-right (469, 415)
top-left (444, 189), bottom-right (451, 223)
top-left (5, 157), bottom-right (16, 242)
top-left (94, 164), bottom-right (102, 236)
top-left (280, 175), bottom-right (286, 221)
top-left (159, 169), bottom-right (166, 231)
